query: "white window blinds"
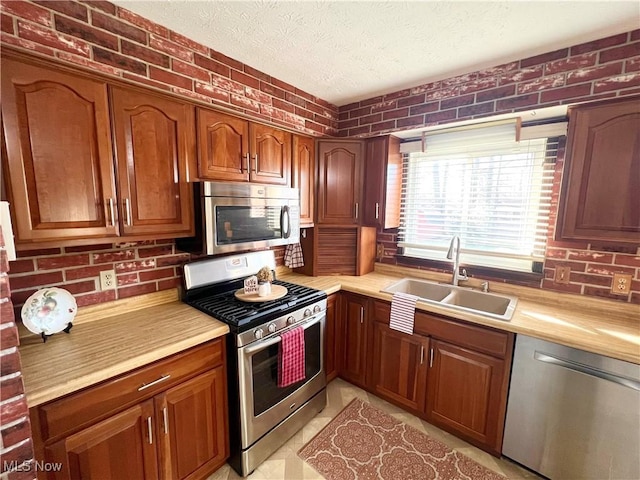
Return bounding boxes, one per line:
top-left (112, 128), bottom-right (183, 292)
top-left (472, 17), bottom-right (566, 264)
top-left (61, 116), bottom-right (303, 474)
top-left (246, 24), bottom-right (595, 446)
top-left (398, 121), bottom-right (565, 272)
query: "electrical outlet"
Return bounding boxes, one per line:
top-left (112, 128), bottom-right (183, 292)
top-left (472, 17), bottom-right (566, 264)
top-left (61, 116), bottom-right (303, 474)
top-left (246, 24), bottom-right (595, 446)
top-left (99, 269), bottom-right (117, 291)
top-left (611, 273), bottom-right (632, 295)
top-left (555, 266), bottom-right (571, 284)
top-left (376, 243), bottom-right (385, 260)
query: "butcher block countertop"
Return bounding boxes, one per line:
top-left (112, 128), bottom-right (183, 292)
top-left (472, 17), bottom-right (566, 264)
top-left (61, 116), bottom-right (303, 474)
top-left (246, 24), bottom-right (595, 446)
top-left (281, 264), bottom-right (640, 365)
top-left (18, 289), bottom-right (228, 407)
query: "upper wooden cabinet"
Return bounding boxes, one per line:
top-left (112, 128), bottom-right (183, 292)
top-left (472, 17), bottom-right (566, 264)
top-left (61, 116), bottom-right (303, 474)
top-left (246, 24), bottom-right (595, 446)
top-left (1, 56), bottom-right (196, 245)
top-left (292, 135), bottom-right (315, 227)
top-left (317, 140), bottom-right (363, 225)
top-left (250, 124), bottom-right (291, 185)
top-left (557, 96), bottom-right (640, 244)
top-left (197, 109), bottom-right (291, 186)
top-left (362, 136), bottom-right (402, 229)
top-left (110, 87), bottom-right (195, 238)
top-left (1, 58), bottom-right (119, 243)
top-left (197, 109), bottom-right (250, 182)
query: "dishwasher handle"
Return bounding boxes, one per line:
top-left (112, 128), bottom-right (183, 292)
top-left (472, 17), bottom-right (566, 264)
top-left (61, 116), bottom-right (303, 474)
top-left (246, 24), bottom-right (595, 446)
top-left (534, 351), bottom-right (640, 392)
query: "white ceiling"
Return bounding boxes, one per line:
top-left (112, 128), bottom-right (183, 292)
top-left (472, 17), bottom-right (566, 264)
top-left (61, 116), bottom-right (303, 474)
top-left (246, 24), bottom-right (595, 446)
top-left (113, 1), bottom-right (640, 106)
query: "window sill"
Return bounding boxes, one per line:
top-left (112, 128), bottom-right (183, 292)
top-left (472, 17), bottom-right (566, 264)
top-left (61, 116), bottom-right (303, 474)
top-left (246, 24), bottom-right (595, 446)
top-left (396, 255), bottom-right (544, 288)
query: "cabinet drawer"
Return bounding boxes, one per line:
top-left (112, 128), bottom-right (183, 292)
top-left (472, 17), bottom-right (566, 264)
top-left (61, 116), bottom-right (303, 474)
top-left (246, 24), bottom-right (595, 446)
top-left (37, 340), bottom-right (223, 442)
top-left (415, 312), bottom-right (510, 358)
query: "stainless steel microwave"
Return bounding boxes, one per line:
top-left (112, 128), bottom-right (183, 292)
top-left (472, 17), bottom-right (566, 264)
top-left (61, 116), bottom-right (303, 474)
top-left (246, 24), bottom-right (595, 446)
top-left (179, 182), bottom-right (300, 256)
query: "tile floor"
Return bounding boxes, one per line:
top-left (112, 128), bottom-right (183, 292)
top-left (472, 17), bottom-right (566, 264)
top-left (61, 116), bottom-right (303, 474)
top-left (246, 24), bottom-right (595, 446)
top-left (208, 378), bottom-right (541, 480)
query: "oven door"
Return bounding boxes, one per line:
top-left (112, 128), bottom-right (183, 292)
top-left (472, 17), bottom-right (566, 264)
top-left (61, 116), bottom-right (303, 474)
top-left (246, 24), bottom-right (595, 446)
top-left (237, 313), bottom-right (325, 448)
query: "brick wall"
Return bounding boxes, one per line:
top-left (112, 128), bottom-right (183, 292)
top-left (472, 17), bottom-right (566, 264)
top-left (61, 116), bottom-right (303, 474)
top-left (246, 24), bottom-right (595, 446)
top-left (0, 0), bottom-right (338, 135)
top-left (8, 241), bottom-right (286, 314)
top-left (338, 30), bottom-right (640, 137)
top-left (0, 227), bottom-right (35, 480)
top-left (358, 29), bottom-right (640, 304)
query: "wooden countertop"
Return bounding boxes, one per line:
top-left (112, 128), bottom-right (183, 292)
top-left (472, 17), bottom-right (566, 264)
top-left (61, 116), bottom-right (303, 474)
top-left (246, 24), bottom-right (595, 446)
top-left (280, 264), bottom-right (640, 365)
top-left (18, 289), bottom-right (228, 407)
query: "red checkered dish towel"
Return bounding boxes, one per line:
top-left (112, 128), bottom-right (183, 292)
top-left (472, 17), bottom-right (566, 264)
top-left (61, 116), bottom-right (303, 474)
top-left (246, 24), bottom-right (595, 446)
top-left (278, 326), bottom-right (306, 387)
top-left (389, 292), bottom-right (419, 335)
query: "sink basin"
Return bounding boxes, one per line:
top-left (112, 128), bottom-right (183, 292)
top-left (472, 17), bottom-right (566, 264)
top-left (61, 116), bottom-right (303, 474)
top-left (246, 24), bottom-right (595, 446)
top-left (381, 278), bottom-right (518, 321)
top-left (381, 278), bottom-right (452, 302)
top-left (441, 289), bottom-right (517, 320)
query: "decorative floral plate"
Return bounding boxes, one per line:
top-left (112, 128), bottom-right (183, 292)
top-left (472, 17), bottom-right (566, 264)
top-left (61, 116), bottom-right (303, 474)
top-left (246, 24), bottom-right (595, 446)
top-left (21, 288), bottom-right (77, 336)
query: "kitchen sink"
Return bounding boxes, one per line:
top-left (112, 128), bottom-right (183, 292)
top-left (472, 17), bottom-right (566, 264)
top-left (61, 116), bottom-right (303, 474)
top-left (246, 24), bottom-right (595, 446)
top-left (381, 278), bottom-right (518, 321)
top-left (381, 278), bottom-right (452, 302)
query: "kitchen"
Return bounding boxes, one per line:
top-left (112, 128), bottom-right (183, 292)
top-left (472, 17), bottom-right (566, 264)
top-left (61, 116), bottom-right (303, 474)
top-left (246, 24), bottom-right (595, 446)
top-left (1, 1), bottom-right (639, 479)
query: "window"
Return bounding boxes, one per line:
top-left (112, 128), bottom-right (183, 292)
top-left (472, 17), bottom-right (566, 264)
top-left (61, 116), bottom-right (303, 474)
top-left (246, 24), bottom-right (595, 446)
top-left (398, 121), bottom-right (564, 273)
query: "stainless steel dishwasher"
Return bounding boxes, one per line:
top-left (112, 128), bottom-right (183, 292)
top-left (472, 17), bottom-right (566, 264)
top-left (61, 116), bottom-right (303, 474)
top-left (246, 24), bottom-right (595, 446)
top-left (503, 335), bottom-right (640, 480)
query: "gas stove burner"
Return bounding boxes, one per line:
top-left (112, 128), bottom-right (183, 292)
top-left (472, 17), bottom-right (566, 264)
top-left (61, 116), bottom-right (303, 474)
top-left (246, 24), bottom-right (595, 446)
top-left (185, 279), bottom-right (325, 333)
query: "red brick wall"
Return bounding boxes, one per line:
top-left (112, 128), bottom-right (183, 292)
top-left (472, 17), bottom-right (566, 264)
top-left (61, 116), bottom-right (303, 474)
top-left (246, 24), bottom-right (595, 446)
top-left (338, 30), bottom-right (640, 137)
top-left (359, 30), bottom-right (640, 303)
top-left (8, 241), bottom-right (286, 314)
top-left (0, 227), bottom-right (35, 479)
top-left (0, 0), bottom-right (338, 135)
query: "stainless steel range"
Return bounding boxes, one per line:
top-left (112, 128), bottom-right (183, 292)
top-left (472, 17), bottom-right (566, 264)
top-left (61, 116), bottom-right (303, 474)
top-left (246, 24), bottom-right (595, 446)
top-left (183, 251), bottom-right (327, 477)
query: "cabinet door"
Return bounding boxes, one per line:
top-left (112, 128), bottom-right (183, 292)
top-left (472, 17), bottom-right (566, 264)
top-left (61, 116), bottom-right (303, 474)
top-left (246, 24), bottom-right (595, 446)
top-left (425, 340), bottom-right (505, 451)
top-left (1, 58), bottom-right (118, 242)
top-left (110, 87), bottom-right (195, 237)
top-left (339, 293), bottom-right (369, 387)
top-left (324, 293), bottom-right (339, 382)
top-left (558, 96), bottom-right (640, 243)
top-left (372, 322), bottom-right (429, 413)
top-left (155, 368), bottom-right (228, 480)
top-left (46, 400), bottom-right (158, 480)
top-left (293, 135), bottom-right (315, 227)
top-left (317, 141), bottom-right (363, 224)
top-left (249, 124), bottom-right (291, 185)
top-left (197, 109), bottom-right (249, 182)
top-left (362, 136), bottom-right (402, 229)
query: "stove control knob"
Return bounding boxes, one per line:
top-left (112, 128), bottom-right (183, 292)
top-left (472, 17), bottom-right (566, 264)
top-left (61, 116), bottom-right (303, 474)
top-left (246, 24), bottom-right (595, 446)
top-left (313, 305), bottom-right (321, 314)
top-left (304, 308), bottom-right (312, 317)
top-left (254, 328), bottom-right (264, 340)
top-left (286, 316), bottom-right (296, 325)
top-left (267, 323), bottom-right (277, 333)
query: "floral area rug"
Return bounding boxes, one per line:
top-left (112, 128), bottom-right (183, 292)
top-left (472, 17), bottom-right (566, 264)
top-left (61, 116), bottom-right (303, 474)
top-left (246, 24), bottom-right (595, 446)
top-left (298, 398), bottom-right (507, 480)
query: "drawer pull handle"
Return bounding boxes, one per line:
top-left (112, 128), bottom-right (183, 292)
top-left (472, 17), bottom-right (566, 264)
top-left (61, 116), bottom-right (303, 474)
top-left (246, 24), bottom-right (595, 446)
top-left (147, 416), bottom-right (153, 445)
top-left (429, 348), bottom-right (434, 368)
top-left (420, 345), bottom-right (425, 365)
top-left (137, 374), bottom-right (171, 391)
top-left (162, 406), bottom-right (169, 434)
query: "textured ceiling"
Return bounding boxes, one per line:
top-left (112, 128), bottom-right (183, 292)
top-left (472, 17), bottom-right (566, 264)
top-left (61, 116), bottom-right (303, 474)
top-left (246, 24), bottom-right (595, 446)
top-left (112, 1), bottom-right (640, 106)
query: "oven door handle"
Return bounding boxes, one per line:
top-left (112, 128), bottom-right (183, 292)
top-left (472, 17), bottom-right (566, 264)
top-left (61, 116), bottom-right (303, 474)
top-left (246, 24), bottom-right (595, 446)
top-left (280, 205), bottom-right (291, 239)
top-left (244, 315), bottom-right (323, 355)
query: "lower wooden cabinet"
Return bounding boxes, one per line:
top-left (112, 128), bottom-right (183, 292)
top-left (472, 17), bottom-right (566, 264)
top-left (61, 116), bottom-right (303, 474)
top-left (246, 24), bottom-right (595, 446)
top-left (337, 296), bottom-right (513, 455)
top-left (338, 293), bottom-right (370, 388)
top-left (47, 400), bottom-right (159, 480)
top-left (372, 321), bottom-right (429, 413)
top-left (32, 340), bottom-right (228, 480)
top-left (425, 340), bottom-right (506, 453)
top-left (324, 293), bottom-right (339, 382)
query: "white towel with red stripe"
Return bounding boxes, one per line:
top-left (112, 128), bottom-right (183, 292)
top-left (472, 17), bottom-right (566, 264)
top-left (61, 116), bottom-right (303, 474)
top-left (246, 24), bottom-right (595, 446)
top-left (389, 292), bottom-right (419, 334)
top-left (284, 243), bottom-right (304, 268)
top-left (278, 326), bottom-right (306, 387)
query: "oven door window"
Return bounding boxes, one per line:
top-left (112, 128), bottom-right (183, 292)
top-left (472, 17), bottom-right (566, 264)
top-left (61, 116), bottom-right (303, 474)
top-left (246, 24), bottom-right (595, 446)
top-left (251, 322), bottom-right (321, 417)
top-left (215, 205), bottom-right (283, 245)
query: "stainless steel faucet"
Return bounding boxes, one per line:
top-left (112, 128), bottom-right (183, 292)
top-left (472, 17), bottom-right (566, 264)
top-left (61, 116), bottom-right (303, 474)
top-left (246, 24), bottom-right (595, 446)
top-left (446, 236), bottom-right (468, 286)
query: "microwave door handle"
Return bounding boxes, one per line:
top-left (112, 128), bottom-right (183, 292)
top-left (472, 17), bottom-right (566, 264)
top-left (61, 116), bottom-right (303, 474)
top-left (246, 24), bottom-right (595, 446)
top-left (281, 205), bottom-right (291, 239)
